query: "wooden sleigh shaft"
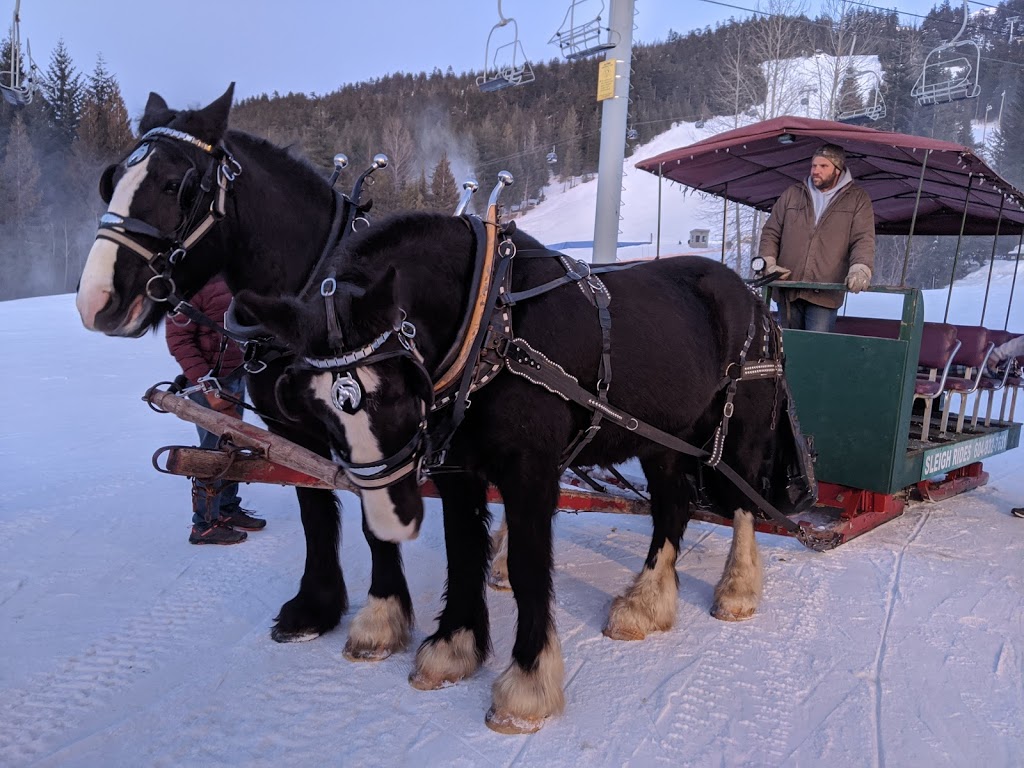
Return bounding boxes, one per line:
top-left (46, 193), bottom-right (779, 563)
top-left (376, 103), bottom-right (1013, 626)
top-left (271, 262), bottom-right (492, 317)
top-left (146, 387), bottom-right (356, 492)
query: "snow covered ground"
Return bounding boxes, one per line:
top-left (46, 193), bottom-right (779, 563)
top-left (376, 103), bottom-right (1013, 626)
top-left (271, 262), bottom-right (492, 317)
top-left (2, 121), bottom-right (1024, 766)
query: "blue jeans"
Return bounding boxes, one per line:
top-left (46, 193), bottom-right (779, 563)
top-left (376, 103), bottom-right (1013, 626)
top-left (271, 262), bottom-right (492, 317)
top-left (778, 298), bottom-right (837, 333)
top-left (189, 377), bottom-right (246, 525)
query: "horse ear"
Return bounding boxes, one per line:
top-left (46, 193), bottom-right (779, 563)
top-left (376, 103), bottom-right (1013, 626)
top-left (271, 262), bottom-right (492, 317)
top-left (233, 289), bottom-right (307, 346)
top-left (139, 92), bottom-right (174, 134)
top-left (192, 83), bottom-right (235, 144)
top-left (99, 164), bottom-right (117, 204)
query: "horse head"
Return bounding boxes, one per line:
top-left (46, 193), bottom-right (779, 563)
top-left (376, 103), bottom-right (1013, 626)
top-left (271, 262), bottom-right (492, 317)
top-left (77, 84), bottom-right (237, 337)
top-left (234, 267), bottom-right (432, 543)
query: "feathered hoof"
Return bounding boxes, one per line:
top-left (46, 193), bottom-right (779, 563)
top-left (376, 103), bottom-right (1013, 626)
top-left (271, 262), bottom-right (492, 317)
top-left (487, 571), bottom-right (512, 591)
top-left (408, 670), bottom-right (458, 691)
top-left (485, 706), bottom-right (546, 734)
top-left (602, 624), bottom-right (646, 641)
top-left (710, 599), bottom-right (757, 622)
top-left (270, 627), bottom-right (321, 643)
top-left (342, 641), bottom-right (394, 662)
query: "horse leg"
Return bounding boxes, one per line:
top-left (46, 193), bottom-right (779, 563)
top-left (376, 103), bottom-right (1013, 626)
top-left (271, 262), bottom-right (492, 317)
top-left (343, 513), bottom-right (413, 661)
top-left (272, 486), bottom-right (348, 642)
top-left (604, 452), bottom-right (688, 641)
top-left (711, 508), bottom-right (763, 621)
top-left (488, 515), bottom-right (511, 591)
top-left (486, 463), bottom-right (564, 734)
top-left (409, 471), bottom-right (491, 690)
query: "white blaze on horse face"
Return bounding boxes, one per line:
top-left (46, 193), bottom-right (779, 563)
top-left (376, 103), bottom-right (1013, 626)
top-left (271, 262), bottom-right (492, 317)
top-left (310, 370), bottom-right (420, 542)
top-left (76, 156), bottom-right (153, 330)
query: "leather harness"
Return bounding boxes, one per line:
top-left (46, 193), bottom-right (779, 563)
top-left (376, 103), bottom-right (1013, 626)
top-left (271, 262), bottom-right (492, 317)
top-left (302, 210), bottom-right (814, 543)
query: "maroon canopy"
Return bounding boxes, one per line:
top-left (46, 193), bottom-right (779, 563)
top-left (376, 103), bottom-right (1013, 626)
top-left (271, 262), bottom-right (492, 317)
top-left (635, 116), bottom-right (1024, 236)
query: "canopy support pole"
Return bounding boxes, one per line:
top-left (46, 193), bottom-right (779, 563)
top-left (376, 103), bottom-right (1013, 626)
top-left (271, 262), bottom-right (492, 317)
top-left (656, 162), bottom-right (663, 259)
top-left (1005, 230), bottom-right (1024, 331)
top-left (721, 184), bottom-right (728, 264)
top-left (900, 149), bottom-right (930, 286)
top-left (944, 172), bottom-right (974, 322)
top-left (981, 195), bottom-right (1005, 326)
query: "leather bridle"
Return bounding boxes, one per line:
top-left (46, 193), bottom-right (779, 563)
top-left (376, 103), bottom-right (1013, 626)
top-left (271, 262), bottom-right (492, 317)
top-left (94, 126), bottom-right (242, 307)
top-left (302, 315), bottom-right (437, 491)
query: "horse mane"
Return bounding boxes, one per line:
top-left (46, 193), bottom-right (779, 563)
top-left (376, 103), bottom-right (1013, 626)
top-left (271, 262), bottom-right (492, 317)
top-left (225, 130), bottom-right (330, 194)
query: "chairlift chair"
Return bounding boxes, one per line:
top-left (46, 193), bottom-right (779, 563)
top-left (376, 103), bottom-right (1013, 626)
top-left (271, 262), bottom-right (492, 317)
top-left (1006, 16), bottom-right (1022, 44)
top-left (911, 0), bottom-right (981, 106)
top-left (477, 0), bottom-right (536, 93)
top-left (626, 126), bottom-right (638, 141)
top-left (837, 70), bottom-right (886, 123)
top-left (0, 1), bottom-right (38, 107)
top-left (546, 146), bottom-right (558, 164)
top-left (549, 0), bottom-right (618, 60)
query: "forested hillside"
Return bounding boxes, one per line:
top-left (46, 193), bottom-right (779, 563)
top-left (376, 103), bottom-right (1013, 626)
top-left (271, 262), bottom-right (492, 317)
top-left (3, 0), bottom-right (1024, 300)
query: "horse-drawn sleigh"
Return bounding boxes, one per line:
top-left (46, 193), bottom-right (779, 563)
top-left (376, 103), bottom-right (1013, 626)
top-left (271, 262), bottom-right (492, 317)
top-left (76, 90), bottom-right (1022, 732)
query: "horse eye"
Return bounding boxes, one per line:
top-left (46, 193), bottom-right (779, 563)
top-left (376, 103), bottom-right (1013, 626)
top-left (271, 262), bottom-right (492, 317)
top-left (163, 180), bottom-right (181, 195)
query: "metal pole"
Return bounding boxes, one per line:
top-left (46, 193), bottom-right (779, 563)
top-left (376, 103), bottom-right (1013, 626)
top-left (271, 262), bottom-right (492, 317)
top-left (592, 0), bottom-right (635, 265)
top-left (944, 172), bottom-right (973, 322)
top-left (656, 162), bottom-right (663, 259)
top-left (1005, 230), bottom-right (1023, 330)
top-left (999, 90), bottom-right (1007, 132)
top-left (981, 195), bottom-right (1005, 326)
top-left (900, 149), bottom-right (930, 286)
top-left (721, 186), bottom-right (728, 264)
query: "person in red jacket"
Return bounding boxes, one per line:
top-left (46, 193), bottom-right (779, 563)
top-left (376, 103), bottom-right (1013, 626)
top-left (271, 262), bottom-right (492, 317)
top-left (166, 275), bottom-right (266, 544)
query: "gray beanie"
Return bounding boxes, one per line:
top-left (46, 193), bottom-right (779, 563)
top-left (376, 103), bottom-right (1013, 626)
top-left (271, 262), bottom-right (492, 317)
top-left (812, 144), bottom-right (846, 173)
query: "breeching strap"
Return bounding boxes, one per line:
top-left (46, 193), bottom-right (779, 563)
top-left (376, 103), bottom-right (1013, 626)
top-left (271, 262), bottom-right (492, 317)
top-left (503, 337), bottom-right (801, 535)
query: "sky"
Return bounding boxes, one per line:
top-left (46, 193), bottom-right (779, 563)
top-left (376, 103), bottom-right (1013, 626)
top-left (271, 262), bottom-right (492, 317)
top-left (19, 0), bottom-right (949, 118)
top-left (1, 134), bottom-right (1023, 762)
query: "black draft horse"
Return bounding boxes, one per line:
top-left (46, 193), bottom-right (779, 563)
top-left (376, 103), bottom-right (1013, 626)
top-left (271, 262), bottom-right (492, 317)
top-left (75, 86), bottom-right (416, 658)
top-left (236, 211), bottom-right (813, 733)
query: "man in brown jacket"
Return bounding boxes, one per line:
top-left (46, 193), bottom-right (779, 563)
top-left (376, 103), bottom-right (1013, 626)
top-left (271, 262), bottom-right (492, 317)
top-left (757, 144), bottom-right (875, 332)
top-left (166, 275), bottom-right (266, 545)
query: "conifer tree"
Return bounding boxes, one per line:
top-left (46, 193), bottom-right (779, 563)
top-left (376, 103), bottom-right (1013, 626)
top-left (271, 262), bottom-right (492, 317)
top-left (994, 89), bottom-right (1024, 189)
top-left (77, 55), bottom-right (133, 160)
top-left (0, 113), bottom-right (42, 229)
top-left (41, 39), bottom-right (83, 149)
top-left (0, 113), bottom-right (46, 299)
top-left (557, 105), bottom-right (581, 185)
top-left (429, 151), bottom-right (458, 212)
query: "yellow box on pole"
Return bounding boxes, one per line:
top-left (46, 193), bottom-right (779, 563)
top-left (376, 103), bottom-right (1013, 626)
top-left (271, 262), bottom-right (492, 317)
top-left (596, 59), bottom-right (617, 101)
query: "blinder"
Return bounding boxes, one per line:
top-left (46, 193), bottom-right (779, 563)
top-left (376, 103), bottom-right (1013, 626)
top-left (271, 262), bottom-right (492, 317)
top-left (99, 164), bottom-right (116, 204)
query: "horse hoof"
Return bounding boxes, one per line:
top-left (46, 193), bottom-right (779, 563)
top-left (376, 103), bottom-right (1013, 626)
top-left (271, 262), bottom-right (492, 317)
top-left (342, 642), bottom-right (393, 662)
top-left (487, 573), bottom-right (512, 592)
top-left (408, 671), bottom-right (457, 691)
top-left (270, 626), bottom-right (321, 643)
top-left (602, 625), bottom-right (646, 641)
top-left (710, 601), bottom-right (756, 622)
top-left (485, 706), bottom-right (546, 734)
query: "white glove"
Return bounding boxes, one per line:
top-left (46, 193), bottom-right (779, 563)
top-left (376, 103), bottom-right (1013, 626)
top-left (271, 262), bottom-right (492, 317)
top-left (763, 256), bottom-right (791, 280)
top-left (846, 263), bottom-right (871, 293)
top-left (990, 344), bottom-right (1009, 367)
top-left (987, 342), bottom-right (1014, 376)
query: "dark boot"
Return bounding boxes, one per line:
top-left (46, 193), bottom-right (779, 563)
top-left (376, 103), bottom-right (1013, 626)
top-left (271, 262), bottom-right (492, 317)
top-left (221, 504), bottom-right (267, 531)
top-left (189, 520), bottom-right (248, 545)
